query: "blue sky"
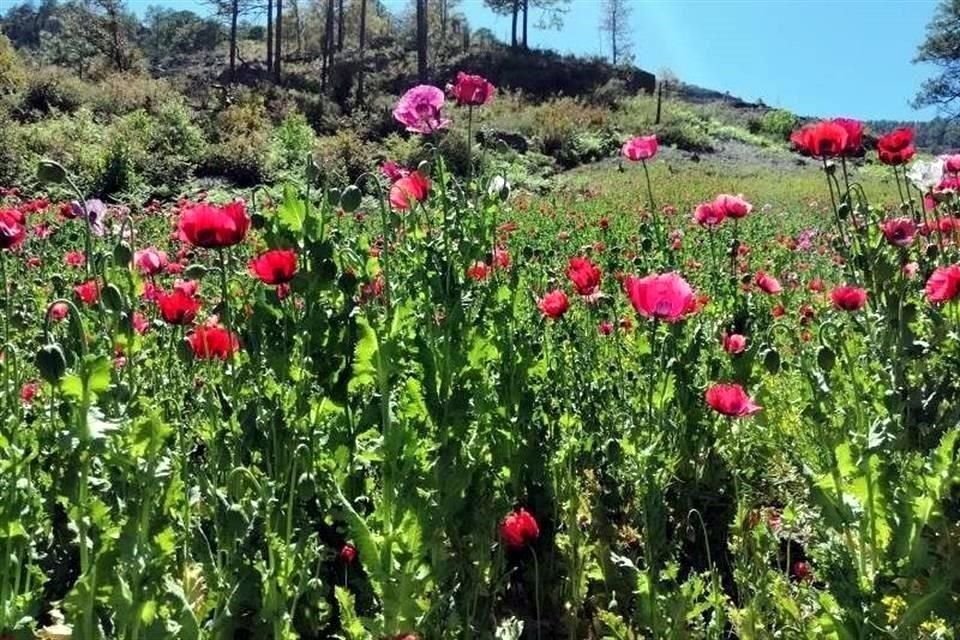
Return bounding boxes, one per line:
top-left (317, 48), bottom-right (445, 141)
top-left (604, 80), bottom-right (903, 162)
top-left (122, 0), bottom-right (942, 121)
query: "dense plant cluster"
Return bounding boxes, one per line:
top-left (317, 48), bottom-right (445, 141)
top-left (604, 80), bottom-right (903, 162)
top-left (0, 70), bottom-right (958, 640)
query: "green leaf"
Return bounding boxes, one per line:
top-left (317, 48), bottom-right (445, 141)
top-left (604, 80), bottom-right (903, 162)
top-left (349, 316), bottom-right (379, 393)
top-left (277, 184), bottom-right (306, 233)
top-left (334, 586), bottom-right (371, 640)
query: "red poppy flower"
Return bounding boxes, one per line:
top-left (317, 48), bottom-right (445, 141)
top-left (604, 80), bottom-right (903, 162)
top-left (187, 323), bottom-right (240, 360)
top-left (808, 278), bottom-right (825, 293)
top-left (492, 247), bottom-right (511, 270)
top-left (178, 201), bottom-right (250, 248)
top-left (389, 171), bottom-right (430, 210)
top-left (712, 194), bottom-right (752, 219)
top-left (0, 209), bottom-right (26, 250)
top-left (693, 202), bottom-right (725, 227)
top-left (621, 135), bottom-right (658, 161)
top-left (832, 118), bottom-right (864, 154)
top-left (156, 289), bottom-right (201, 325)
top-left (449, 71), bottom-right (495, 106)
top-left (876, 128), bottom-right (915, 166)
top-left (20, 381), bottom-right (39, 404)
top-left (925, 265), bottom-right (960, 303)
top-left (830, 285), bottom-right (868, 311)
top-left (567, 257), bottom-right (602, 296)
top-left (538, 289), bottom-right (569, 319)
top-left (705, 383), bottom-right (761, 417)
top-left (74, 280), bottom-right (100, 305)
top-left (722, 333), bottom-right (747, 355)
top-left (790, 121), bottom-right (848, 158)
top-left (339, 543), bottom-right (357, 564)
top-left (598, 321), bottom-right (614, 335)
top-left (880, 217), bottom-right (916, 247)
top-left (249, 249), bottom-right (298, 285)
top-left (755, 271), bottom-right (782, 294)
top-left (467, 260), bottom-right (491, 281)
top-left (499, 508), bottom-right (540, 550)
top-left (623, 272), bottom-right (696, 323)
top-left (50, 302), bottom-right (69, 321)
top-left (64, 251), bottom-right (85, 268)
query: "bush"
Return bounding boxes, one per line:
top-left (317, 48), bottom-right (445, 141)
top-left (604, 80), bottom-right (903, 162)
top-left (592, 77), bottom-right (631, 108)
top-left (201, 95), bottom-right (273, 186)
top-left (382, 133), bottom-right (426, 169)
top-left (759, 109), bottom-right (798, 141)
top-left (18, 67), bottom-right (90, 117)
top-left (0, 34), bottom-right (25, 95)
top-left (21, 108), bottom-right (106, 192)
top-left (312, 129), bottom-right (379, 187)
top-left (269, 112), bottom-right (317, 177)
top-left (654, 119), bottom-right (714, 153)
top-left (0, 109), bottom-right (25, 187)
top-left (89, 73), bottom-right (178, 117)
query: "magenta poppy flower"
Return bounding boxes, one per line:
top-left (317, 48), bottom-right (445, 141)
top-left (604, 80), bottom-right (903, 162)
top-left (693, 202), bottom-right (725, 227)
top-left (705, 383), bottom-right (761, 417)
top-left (713, 194), bottom-right (752, 219)
top-left (0, 208), bottom-right (26, 250)
top-left (392, 85), bottom-right (450, 134)
top-left (943, 154), bottom-right (960, 174)
top-left (623, 272), bottom-right (696, 323)
top-left (880, 217), bottom-right (917, 248)
top-left (877, 128), bottom-right (916, 166)
top-left (722, 333), bottom-right (747, 355)
top-left (621, 135), bottom-right (658, 161)
top-left (925, 265), bottom-right (960, 303)
top-left (755, 271), bottom-right (782, 294)
top-left (134, 247), bottom-right (168, 275)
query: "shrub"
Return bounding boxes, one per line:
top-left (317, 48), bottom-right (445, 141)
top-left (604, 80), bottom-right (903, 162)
top-left (759, 109), bottom-right (798, 141)
top-left (0, 109), bottom-right (25, 187)
top-left (312, 129), bottom-right (378, 187)
top-left (18, 67), bottom-right (90, 117)
top-left (21, 108), bottom-right (106, 192)
top-left (654, 119), bottom-right (715, 153)
top-left (201, 95), bottom-right (273, 186)
top-left (592, 77), bottom-right (631, 108)
top-left (0, 34), bottom-right (25, 95)
top-left (382, 133), bottom-right (426, 169)
top-left (269, 112), bottom-right (317, 177)
top-left (89, 73), bottom-right (178, 117)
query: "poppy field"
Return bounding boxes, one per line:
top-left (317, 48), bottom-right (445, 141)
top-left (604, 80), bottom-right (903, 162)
top-left (1, 74), bottom-right (959, 640)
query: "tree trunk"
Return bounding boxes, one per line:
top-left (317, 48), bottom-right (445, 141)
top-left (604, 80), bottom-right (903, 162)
top-left (510, 0), bottom-right (518, 48)
top-left (357, 0), bottom-right (367, 105)
top-left (521, 0), bottom-right (528, 50)
top-left (266, 0), bottom-right (273, 71)
top-left (274, 0), bottom-right (282, 80)
top-left (229, 0), bottom-right (239, 75)
top-left (611, 9), bottom-right (617, 65)
top-left (321, 0), bottom-right (334, 91)
top-left (416, 0), bottom-right (428, 82)
top-left (337, 0), bottom-right (344, 51)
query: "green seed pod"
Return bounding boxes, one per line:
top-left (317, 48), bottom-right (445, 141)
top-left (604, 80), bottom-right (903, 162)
top-left (36, 343), bottom-right (68, 385)
top-left (837, 202), bottom-right (850, 219)
top-left (113, 242), bottom-right (132, 267)
top-left (101, 283), bottom-right (125, 312)
top-left (763, 348), bottom-right (781, 374)
top-left (340, 185), bottom-right (363, 213)
top-left (926, 244), bottom-right (939, 260)
top-left (36, 160), bottom-right (67, 184)
top-left (251, 212), bottom-right (267, 230)
top-left (817, 346), bottom-right (836, 371)
top-left (306, 156), bottom-right (321, 183)
top-left (327, 188), bottom-right (342, 208)
top-left (184, 264), bottom-right (207, 279)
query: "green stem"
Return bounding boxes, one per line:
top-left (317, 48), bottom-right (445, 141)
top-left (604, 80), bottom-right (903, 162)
top-left (531, 546), bottom-right (542, 640)
top-left (218, 248), bottom-right (231, 329)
